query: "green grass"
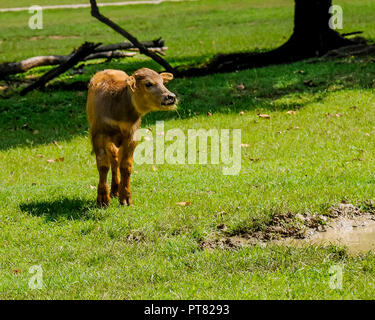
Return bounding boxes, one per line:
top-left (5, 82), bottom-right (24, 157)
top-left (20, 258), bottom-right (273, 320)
top-left (0, 0), bottom-right (154, 8)
top-left (1, 0), bottom-right (375, 299)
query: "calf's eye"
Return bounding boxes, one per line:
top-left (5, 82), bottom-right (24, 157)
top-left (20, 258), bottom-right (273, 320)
top-left (145, 82), bottom-right (153, 88)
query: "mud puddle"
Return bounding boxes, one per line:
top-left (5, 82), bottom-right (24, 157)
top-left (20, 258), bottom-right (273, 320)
top-left (284, 212), bottom-right (375, 254)
top-left (202, 203), bottom-right (375, 254)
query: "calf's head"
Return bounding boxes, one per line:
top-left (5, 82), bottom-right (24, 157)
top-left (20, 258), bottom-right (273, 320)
top-left (127, 68), bottom-right (177, 115)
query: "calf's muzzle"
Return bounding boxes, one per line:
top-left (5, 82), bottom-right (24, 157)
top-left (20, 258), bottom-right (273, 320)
top-left (162, 92), bottom-right (177, 106)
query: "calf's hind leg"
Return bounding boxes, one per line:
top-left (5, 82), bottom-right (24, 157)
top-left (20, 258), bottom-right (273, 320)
top-left (93, 135), bottom-right (111, 207)
top-left (106, 142), bottom-right (120, 198)
top-left (118, 142), bottom-right (136, 206)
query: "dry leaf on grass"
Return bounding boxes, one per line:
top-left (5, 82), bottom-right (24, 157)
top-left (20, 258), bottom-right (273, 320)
top-left (12, 269), bottom-right (21, 275)
top-left (47, 157), bottom-right (64, 163)
top-left (152, 165), bottom-right (157, 171)
top-left (326, 113), bottom-right (342, 118)
top-left (257, 113), bottom-right (270, 119)
top-left (286, 110), bottom-right (297, 115)
top-left (176, 202), bottom-right (191, 207)
top-left (240, 143), bottom-right (251, 148)
top-left (236, 83), bottom-right (245, 90)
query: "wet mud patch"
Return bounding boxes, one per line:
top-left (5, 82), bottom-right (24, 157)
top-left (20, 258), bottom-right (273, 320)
top-left (201, 203), bottom-right (375, 253)
top-left (288, 204), bottom-right (375, 254)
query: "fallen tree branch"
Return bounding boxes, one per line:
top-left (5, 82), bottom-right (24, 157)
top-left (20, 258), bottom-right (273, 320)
top-left (0, 52), bottom-right (134, 78)
top-left (0, 55), bottom-right (69, 77)
top-left (89, 0), bottom-right (175, 73)
top-left (95, 38), bottom-right (164, 52)
top-left (0, 39), bottom-right (166, 78)
top-left (128, 47), bottom-right (168, 56)
top-left (20, 42), bottom-right (101, 96)
top-left (85, 50), bottom-right (137, 60)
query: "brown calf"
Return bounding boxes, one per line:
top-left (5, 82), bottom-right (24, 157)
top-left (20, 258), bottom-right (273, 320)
top-left (86, 68), bottom-right (177, 207)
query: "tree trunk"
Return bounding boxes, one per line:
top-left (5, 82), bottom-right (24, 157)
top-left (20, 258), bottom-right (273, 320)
top-left (285, 0), bottom-right (352, 59)
top-left (177, 0), bottom-right (355, 77)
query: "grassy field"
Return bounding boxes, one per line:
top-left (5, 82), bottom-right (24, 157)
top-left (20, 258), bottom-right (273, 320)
top-left (0, 0), bottom-right (159, 8)
top-left (1, 0), bottom-right (375, 299)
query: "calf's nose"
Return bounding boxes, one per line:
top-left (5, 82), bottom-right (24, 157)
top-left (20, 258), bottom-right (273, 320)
top-left (168, 93), bottom-right (176, 101)
top-left (164, 92), bottom-right (177, 104)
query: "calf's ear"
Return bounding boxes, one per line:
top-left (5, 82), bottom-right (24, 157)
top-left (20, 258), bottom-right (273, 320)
top-left (160, 72), bottom-right (174, 84)
top-left (126, 76), bottom-right (136, 92)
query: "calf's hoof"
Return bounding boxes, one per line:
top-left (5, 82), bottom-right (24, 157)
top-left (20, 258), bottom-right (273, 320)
top-left (97, 189), bottom-right (110, 208)
top-left (97, 197), bottom-right (110, 208)
top-left (120, 196), bottom-right (132, 206)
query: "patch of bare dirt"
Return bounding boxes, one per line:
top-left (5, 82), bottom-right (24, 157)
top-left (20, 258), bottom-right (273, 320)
top-left (30, 35), bottom-right (80, 41)
top-left (200, 202), bottom-right (375, 252)
top-left (48, 35), bottom-right (80, 40)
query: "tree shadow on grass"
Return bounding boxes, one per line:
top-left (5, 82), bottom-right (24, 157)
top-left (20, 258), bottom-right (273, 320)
top-left (1, 54), bottom-right (375, 150)
top-left (19, 198), bottom-right (99, 222)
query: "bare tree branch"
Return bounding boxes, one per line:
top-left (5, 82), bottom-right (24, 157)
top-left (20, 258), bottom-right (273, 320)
top-left (85, 50), bottom-right (136, 60)
top-left (89, 0), bottom-right (175, 73)
top-left (95, 38), bottom-right (164, 52)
